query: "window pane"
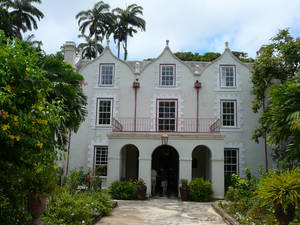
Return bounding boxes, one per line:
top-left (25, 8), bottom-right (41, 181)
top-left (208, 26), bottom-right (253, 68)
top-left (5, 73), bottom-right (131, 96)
top-left (160, 65), bottom-right (175, 86)
top-left (94, 146), bottom-right (108, 176)
top-left (100, 65), bottom-right (114, 85)
top-left (221, 66), bottom-right (235, 87)
top-left (157, 100), bottom-right (177, 131)
top-left (221, 100), bottom-right (236, 127)
top-left (98, 99), bottom-right (112, 125)
top-left (224, 148), bottom-right (238, 176)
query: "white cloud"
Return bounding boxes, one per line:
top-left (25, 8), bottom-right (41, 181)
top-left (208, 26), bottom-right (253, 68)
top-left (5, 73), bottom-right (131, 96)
top-left (31, 0), bottom-right (300, 60)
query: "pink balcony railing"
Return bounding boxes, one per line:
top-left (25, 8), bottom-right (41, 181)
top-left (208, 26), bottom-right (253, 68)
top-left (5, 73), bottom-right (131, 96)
top-left (112, 117), bottom-right (220, 133)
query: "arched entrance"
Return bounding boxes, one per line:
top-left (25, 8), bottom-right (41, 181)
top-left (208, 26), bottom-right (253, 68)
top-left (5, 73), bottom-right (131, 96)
top-left (192, 145), bottom-right (211, 180)
top-left (151, 145), bottom-right (179, 197)
top-left (120, 144), bottom-right (139, 180)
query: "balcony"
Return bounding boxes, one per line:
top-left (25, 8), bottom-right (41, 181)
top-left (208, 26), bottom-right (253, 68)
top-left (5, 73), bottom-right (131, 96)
top-left (112, 117), bottom-right (220, 133)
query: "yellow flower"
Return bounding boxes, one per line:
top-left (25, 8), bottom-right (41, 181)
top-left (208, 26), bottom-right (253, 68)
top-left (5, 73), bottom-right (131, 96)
top-left (53, 165), bottom-right (59, 169)
top-left (8, 134), bottom-right (15, 140)
top-left (36, 141), bottom-right (43, 149)
top-left (37, 119), bottom-right (48, 125)
top-left (5, 85), bottom-right (12, 91)
top-left (2, 112), bottom-right (9, 119)
top-left (37, 106), bottom-right (44, 111)
top-left (13, 115), bottom-right (18, 122)
top-left (2, 124), bottom-right (10, 131)
top-left (15, 135), bottom-right (20, 141)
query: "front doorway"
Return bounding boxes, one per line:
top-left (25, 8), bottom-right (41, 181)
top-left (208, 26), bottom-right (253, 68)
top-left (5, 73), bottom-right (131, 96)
top-left (151, 145), bottom-right (179, 197)
top-left (120, 144), bottom-right (139, 180)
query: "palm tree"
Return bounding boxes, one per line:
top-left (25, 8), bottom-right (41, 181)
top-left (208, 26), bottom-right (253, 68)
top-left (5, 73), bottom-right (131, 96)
top-left (113, 4), bottom-right (146, 60)
top-left (0, 0), bottom-right (44, 38)
top-left (78, 34), bottom-right (104, 59)
top-left (76, 1), bottom-right (113, 57)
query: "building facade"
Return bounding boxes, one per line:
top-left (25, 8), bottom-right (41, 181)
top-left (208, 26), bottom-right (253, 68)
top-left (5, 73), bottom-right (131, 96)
top-left (65, 40), bottom-right (266, 199)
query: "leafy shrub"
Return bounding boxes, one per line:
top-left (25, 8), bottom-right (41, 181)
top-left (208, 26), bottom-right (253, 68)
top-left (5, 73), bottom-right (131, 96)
top-left (110, 181), bottom-right (137, 200)
top-left (66, 169), bottom-right (101, 192)
top-left (42, 188), bottom-right (114, 225)
top-left (256, 168), bottom-right (300, 225)
top-left (189, 178), bottom-right (213, 202)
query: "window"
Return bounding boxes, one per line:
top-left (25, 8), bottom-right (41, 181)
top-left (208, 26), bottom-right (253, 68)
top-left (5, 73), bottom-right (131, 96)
top-left (94, 146), bottom-right (108, 176)
top-left (157, 99), bottom-right (177, 131)
top-left (220, 65), bottom-right (236, 88)
top-left (160, 64), bottom-right (176, 87)
top-left (224, 148), bottom-right (239, 176)
top-left (99, 64), bottom-right (114, 86)
top-left (221, 100), bottom-right (237, 127)
top-left (96, 98), bottom-right (112, 126)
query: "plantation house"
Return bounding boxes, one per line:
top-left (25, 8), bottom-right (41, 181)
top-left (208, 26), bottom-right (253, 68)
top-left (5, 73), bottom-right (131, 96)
top-left (64, 40), bottom-right (266, 198)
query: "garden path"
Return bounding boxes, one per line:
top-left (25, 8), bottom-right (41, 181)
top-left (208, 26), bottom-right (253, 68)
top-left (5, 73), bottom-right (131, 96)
top-left (96, 198), bottom-right (227, 225)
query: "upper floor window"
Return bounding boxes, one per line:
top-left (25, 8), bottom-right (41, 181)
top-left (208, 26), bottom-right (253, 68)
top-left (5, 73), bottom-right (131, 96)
top-left (96, 98), bottom-right (113, 126)
top-left (221, 100), bottom-right (237, 127)
top-left (157, 99), bottom-right (177, 131)
top-left (220, 65), bottom-right (236, 88)
top-left (224, 148), bottom-right (239, 176)
top-left (94, 146), bottom-right (108, 176)
top-left (99, 64), bottom-right (114, 86)
top-left (160, 64), bottom-right (176, 87)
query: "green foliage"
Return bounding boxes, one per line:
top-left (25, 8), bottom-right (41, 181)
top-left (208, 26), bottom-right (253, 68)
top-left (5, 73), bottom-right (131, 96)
top-left (232, 51), bottom-right (254, 63)
top-left (42, 188), bottom-right (114, 225)
top-left (180, 179), bottom-right (188, 185)
top-left (188, 178), bottom-right (213, 202)
top-left (256, 168), bottom-right (300, 213)
top-left (110, 181), bottom-right (137, 200)
top-left (174, 51), bottom-right (221, 61)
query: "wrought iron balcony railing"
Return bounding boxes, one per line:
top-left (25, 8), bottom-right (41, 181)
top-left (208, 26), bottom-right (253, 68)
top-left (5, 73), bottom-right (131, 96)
top-left (112, 117), bottom-right (220, 133)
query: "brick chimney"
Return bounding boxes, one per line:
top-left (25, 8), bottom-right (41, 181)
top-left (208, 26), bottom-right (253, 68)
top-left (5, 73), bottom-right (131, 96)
top-left (63, 41), bottom-right (76, 67)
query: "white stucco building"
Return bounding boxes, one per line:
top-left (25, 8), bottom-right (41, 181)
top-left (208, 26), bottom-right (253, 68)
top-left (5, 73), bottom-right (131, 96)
top-left (64, 40), bottom-right (266, 199)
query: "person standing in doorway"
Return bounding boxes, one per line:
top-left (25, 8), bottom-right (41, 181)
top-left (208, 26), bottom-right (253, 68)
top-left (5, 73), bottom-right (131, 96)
top-left (160, 168), bottom-right (168, 196)
top-left (151, 169), bottom-right (157, 195)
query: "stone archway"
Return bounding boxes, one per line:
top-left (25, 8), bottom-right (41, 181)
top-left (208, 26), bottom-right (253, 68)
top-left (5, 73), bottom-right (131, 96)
top-left (120, 144), bottom-right (139, 180)
top-left (192, 145), bottom-right (211, 180)
top-left (151, 145), bottom-right (179, 197)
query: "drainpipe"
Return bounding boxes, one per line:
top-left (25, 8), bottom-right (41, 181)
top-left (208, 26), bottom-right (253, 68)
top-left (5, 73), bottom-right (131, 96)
top-left (133, 79), bottom-right (140, 132)
top-left (194, 80), bottom-right (202, 132)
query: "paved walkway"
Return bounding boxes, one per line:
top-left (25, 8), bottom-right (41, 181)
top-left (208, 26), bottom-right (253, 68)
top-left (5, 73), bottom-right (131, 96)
top-left (96, 199), bottom-right (227, 225)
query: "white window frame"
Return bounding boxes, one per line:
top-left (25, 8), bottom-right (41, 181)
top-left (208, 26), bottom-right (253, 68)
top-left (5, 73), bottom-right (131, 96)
top-left (224, 148), bottom-right (239, 176)
top-left (220, 100), bottom-right (237, 128)
top-left (220, 65), bottom-right (236, 88)
top-left (99, 64), bottom-right (114, 86)
top-left (93, 146), bottom-right (108, 177)
top-left (96, 98), bottom-right (113, 126)
top-left (156, 99), bottom-right (177, 132)
top-left (159, 64), bottom-right (176, 87)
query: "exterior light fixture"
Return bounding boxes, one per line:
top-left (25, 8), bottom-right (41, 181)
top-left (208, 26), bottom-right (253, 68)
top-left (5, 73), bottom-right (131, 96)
top-left (161, 133), bottom-right (168, 145)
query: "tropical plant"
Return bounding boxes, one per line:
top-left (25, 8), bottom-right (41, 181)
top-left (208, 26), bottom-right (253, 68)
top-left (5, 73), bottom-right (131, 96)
top-left (78, 34), bottom-right (104, 59)
top-left (0, 0), bottom-right (44, 38)
top-left (110, 181), bottom-right (137, 200)
top-left (113, 3), bottom-right (145, 60)
top-left (256, 168), bottom-right (300, 225)
top-left (189, 178), bottom-right (213, 202)
top-left (76, 1), bottom-right (113, 57)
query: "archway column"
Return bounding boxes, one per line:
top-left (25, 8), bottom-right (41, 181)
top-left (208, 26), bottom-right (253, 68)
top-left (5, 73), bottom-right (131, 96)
top-left (107, 157), bottom-right (120, 187)
top-left (211, 158), bottom-right (224, 199)
top-left (138, 157), bottom-right (151, 195)
top-left (179, 158), bottom-right (192, 182)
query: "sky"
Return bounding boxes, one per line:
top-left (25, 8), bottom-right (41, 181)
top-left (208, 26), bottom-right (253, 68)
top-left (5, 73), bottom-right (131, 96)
top-left (31, 0), bottom-right (300, 60)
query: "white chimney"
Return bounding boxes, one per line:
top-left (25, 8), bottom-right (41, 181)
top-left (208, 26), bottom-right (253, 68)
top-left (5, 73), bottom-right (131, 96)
top-left (64, 41), bottom-right (76, 67)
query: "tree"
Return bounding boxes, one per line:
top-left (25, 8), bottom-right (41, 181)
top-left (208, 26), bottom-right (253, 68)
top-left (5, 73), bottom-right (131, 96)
top-left (113, 3), bottom-right (145, 60)
top-left (258, 76), bottom-right (300, 166)
top-left (174, 52), bottom-right (221, 61)
top-left (0, 31), bottom-right (62, 224)
top-left (232, 51), bottom-right (254, 63)
top-left (76, 1), bottom-right (113, 57)
top-left (0, 0), bottom-right (44, 38)
top-left (78, 34), bottom-right (104, 59)
top-left (251, 29), bottom-right (300, 167)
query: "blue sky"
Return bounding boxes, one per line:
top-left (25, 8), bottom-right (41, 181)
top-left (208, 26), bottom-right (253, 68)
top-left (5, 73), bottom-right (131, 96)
top-left (32, 0), bottom-right (300, 60)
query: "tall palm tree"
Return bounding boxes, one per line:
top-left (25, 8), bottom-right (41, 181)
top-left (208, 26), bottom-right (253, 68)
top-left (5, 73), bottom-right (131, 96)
top-left (78, 34), bottom-right (104, 59)
top-left (0, 0), bottom-right (44, 38)
top-left (113, 4), bottom-right (145, 60)
top-left (76, 1), bottom-right (113, 57)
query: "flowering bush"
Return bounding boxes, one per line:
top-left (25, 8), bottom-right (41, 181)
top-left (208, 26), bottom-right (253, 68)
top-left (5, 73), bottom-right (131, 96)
top-left (42, 188), bottom-right (114, 225)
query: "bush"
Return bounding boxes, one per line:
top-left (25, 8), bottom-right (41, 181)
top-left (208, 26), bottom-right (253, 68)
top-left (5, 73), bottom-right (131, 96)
top-left (189, 178), bottom-right (213, 202)
top-left (110, 181), bottom-right (137, 200)
top-left (42, 188), bottom-right (114, 225)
